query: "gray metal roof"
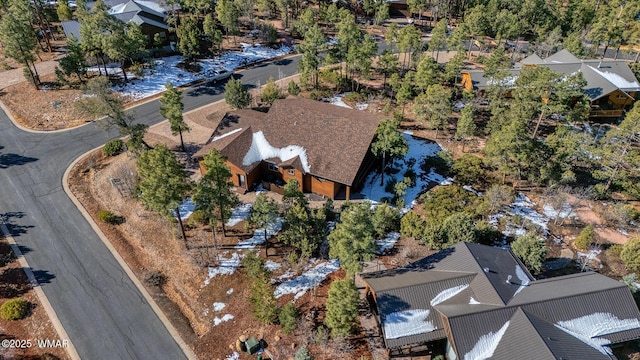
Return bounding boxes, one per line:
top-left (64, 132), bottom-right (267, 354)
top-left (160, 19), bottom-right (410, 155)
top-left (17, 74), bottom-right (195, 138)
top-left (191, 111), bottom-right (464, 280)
top-left (363, 243), bottom-right (640, 358)
top-left (470, 49), bottom-right (640, 100)
top-left (61, 20), bottom-right (81, 42)
top-left (544, 49), bottom-right (581, 63)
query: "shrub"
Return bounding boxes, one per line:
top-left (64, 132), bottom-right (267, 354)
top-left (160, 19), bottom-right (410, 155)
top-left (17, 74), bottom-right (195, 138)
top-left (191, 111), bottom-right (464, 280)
top-left (288, 80), bottom-right (301, 95)
top-left (187, 209), bottom-right (209, 227)
top-left (294, 345), bottom-right (313, 360)
top-left (451, 154), bottom-right (484, 185)
top-left (574, 224), bottom-right (595, 250)
top-left (608, 244), bottom-right (624, 257)
top-left (98, 210), bottom-right (119, 224)
top-left (279, 302), bottom-right (298, 334)
top-left (144, 271), bottom-right (166, 287)
top-left (0, 298), bottom-right (29, 320)
top-left (103, 139), bottom-right (124, 156)
top-left (621, 237), bottom-right (640, 273)
top-left (400, 211), bottom-right (426, 238)
top-left (511, 233), bottom-right (547, 273)
top-left (342, 92), bottom-right (366, 104)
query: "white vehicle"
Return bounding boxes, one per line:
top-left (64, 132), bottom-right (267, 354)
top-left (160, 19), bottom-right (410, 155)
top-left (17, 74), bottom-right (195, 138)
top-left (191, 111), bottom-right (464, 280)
top-left (206, 69), bottom-right (232, 84)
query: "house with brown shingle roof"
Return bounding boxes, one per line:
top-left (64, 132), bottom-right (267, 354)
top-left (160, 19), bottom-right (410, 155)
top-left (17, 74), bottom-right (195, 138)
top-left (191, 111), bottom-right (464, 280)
top-left (194, 97), bottom-right (385, 199)
top-left (362, 242), bottom-right (640, 359)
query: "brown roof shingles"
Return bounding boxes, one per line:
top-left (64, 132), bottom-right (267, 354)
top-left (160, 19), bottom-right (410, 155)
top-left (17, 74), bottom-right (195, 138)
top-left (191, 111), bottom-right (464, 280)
top-left (196, 97), bottom-right (384, 186)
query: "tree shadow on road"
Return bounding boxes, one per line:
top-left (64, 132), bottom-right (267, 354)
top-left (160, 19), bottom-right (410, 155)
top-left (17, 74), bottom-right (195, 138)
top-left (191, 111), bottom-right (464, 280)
top-left (0, 212), bottom-right (35, 237)
top-left (0, 153), bottom-right (38, 168)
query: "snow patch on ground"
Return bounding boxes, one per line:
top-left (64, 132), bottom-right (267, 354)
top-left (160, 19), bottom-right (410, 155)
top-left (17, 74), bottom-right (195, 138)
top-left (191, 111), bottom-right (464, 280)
top-left (383, 309), bottom-right (436, 339)
top-left (376, 232), bottom-right (401, 254)
top-left (213, 302), bottom-right (226, 312)
top-left (490, 193), bottom-right (551, 238)
top-left (98, 44), bottom-right (293, 100)
top-left (274, 259), bottom-right (340, 300)
top-left (324, 94), bottom-right (352, 108)
top-left (243, 131), bottom-right (311, 173)
top-left (214, 314), bottom-right (235, 326)
top-left (226, 203), bottom-right (252, 227)
top-left (235, 218), bottom-right (283, 250)
top-left (430, 284), bottom-right (469, 306)
top-left (226, 288), bottom-right (234, 295)
top-left (225, 352), bottom-right (240, 360)
top-left (542, 203), bottom-right (577, 220)
top-left (204, 252), bottom-right (243, 284)
top-left (555, 313), bottom-right (640, 354)
top-left (464, 321), bottom-right (510, 360)
top-left (171, 197), bottom-right (195, 220)
top-left (358, 132), bottom-right (449, 210)
top-left (463, 185), bottom-right (483, 196)
top-left (265, 260), bottom-right (281, 271)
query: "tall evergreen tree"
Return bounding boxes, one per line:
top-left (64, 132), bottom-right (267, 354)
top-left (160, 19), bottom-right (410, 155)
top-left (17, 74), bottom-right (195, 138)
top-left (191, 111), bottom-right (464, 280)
top-left (193, 148), bottom-right (238, 242)
top-left (176, 16), bottom-right (201, 60)
top-left (56, 36), bottom-right (87, 84)
top-left (328, 202), bottom-right (376, 274)
top-left (224, 78), bottom-right (252, 109)
top-left (203, 14), bottom-right (223, 54)
top-left (297, 24), bottom-right (326, 89)
top-left (216, 0), bottom-right (240, 43)
top-left (247, 194), bottom-right (279, 256)
top-left (103, 21), bottom-right (147, 82)
top-left (280, 202), bottom-right (326, 259)
top-left (137, 145), bottom-right (190, 241)
top-left (429, 19), bottom-right (448, 62)
top-left (324, 279), bottom-right (359, 338)
top-left (371, 119), bottom-right (408, 186)
top-left (160, 83), bottom-right (190, 152)
top-left (455, 105), bottom-right (476, 152)
top-left (413, 84), bottom-right (452, 139)
top-left (0, 0), bottom-right (40, 88)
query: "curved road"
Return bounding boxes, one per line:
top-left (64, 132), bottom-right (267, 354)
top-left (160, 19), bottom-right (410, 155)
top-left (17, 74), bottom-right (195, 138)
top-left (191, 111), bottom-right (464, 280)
top-left (0, 56), bottom-right (300, 359)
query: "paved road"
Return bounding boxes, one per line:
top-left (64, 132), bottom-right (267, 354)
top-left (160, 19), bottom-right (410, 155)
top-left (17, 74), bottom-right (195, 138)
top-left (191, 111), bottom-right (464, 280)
top-left (0, 55), bottom-right (301, 360)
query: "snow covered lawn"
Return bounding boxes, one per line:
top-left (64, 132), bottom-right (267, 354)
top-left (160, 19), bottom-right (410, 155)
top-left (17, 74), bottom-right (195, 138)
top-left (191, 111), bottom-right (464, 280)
top-left (225, 203), bottom-right (252, 227)
top-left (376, 232), bottom-right (400, 255)
top-left (358, 131), bottom-right (451, 210)
top-left (92, 44), bottom-right (293, 100)
top-left (274, 259), bottom-right (340, 300)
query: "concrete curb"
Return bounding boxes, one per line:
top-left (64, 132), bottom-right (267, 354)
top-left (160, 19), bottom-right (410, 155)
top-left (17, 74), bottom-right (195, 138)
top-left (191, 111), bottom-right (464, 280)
top-left (62, 147), bottom-right (198, 360)
top-left (0, 223), bottom-right (81, 360)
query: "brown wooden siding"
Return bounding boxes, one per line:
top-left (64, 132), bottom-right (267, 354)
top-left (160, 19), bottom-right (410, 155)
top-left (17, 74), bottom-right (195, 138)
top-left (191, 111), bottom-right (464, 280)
top-left (308, 175), bottom-right (339, 198)
top-left (607, 90), bottom-right (635, 106)
top-left (281, 167), bottom-right (303, 190)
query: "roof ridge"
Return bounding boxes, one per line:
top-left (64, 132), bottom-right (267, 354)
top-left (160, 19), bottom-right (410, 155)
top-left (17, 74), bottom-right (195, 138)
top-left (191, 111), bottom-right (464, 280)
top-left (508, 308), bottom-right (556, 357)
top-left (375, 272), bottom-right (477, 292)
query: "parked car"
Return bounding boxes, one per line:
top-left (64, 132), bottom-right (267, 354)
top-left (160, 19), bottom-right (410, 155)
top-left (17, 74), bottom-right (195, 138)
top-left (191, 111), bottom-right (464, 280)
top-left (206, 69), bottom-right (232, 84)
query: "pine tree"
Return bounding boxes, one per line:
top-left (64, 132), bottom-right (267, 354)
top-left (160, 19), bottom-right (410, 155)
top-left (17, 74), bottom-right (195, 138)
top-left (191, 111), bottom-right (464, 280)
top-left (324, 279), bottom-right (359, 338)
top-left (0, 0), bottom-right (40, 88)
top-left (160, 83), bottom-right (190, 152)
top-left (103, 21), bottom-right (147, 82)
top-left (78, 0), bottom-right (112, 76)
top-left (511, 233), bottom-right (546, 272)
top-left (621, 237), bottom-right (640, 273)
top-left (372, 203), bottom-right (400, 238)
top-left (328, 202), bottom-right (376, 274)
top-left (137, 145), bottom-right (190, 241)
top-left (371, 119), bottom-right (408, 186)
top-left (203, 14), bottom-right (223, 54)
top-left (455, 105), bottom-right (476, 152)
top-left (247, 194), bottom-right (279, 256)
top-left (56, 36), bottom-right (87, 84)
top-left (176, 16), bottom-right (201, 60)
top-left (57, 0), bottom-right (73, 21)
top-left (280, 202), bottom-right (326, 259)
top-left (247, 270), bottom-right (278, 324)
top-left (429, 19), bottom-right (448, 62)
top-left (279, 302), bottom-right (298, 334)
top-left (294, 346), bottom-right (313, 360)
top-left (414, 56), bottom-right (440, 93)
top-left (574, 224), bottom-right (595, 250)
top-left (413, 84), bottom-right (452, 139)
top-left (216, 0), bottom-right (240, 43)
top-left (76, 77), bottom-right (152, 151)
top-left (377, 49), bottom-right (398, 89)
top-left (193, 148), bottom-right (238, 243)
top-left (259, 77), bottom-right (285, 106)
top-left (282, 179), bottom-right (305, 206)
top-left (297, 24), bottom-right (326, 89)
top-left (224, 78), bottom-right (252, 109)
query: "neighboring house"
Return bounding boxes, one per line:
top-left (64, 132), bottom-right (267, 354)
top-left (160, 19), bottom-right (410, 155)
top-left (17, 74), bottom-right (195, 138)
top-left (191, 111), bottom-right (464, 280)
top-left (362, 242), bottom-right (640, 359)
top-left (194, 97), bottom-right (385, 200)
top-left (61, 0), bottom-right (170, 47)
top-left (461, 49), bottom-right (640, 118)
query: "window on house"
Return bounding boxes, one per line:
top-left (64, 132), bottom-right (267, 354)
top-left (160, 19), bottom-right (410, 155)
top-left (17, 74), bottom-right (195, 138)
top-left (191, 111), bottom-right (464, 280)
top-left (287, 169), bottom-right (295, 175)
top-left (267, 163), bottom-right (278, 172)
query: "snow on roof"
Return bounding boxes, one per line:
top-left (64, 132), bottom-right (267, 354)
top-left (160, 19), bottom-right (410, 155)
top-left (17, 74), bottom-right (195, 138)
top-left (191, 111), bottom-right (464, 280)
top-left (274, 259), bottom-right (340, 300)
top-left (512, 265), bottom-right (530, 297)
top-left (242, 131), bottom-right (311, 173)
top-left (463, 321), bottom-right (511, 360)
top-left (383, 309), bottom-right (436, 339)
top-left (487, 75), bottom-right (518, 87)
top-left (469, 297), bottom-right (481, 305)
top-left (225, 202), bottom-right (252, 227)
top-left (214, 314), bottom-right (234, 326)
top-left (588, 65), bottom-right (640, 89)
top-left (555, 313), bottom-right (640, 355)
top-left (430, 284), bottom-right (469, 307)
top-left (211, 128), bottom-right (243, 143)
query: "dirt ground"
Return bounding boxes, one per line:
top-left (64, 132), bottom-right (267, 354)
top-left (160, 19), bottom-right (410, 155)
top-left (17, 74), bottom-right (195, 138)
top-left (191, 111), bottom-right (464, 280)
top-left (0, 236), bottom-right (70, 360)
